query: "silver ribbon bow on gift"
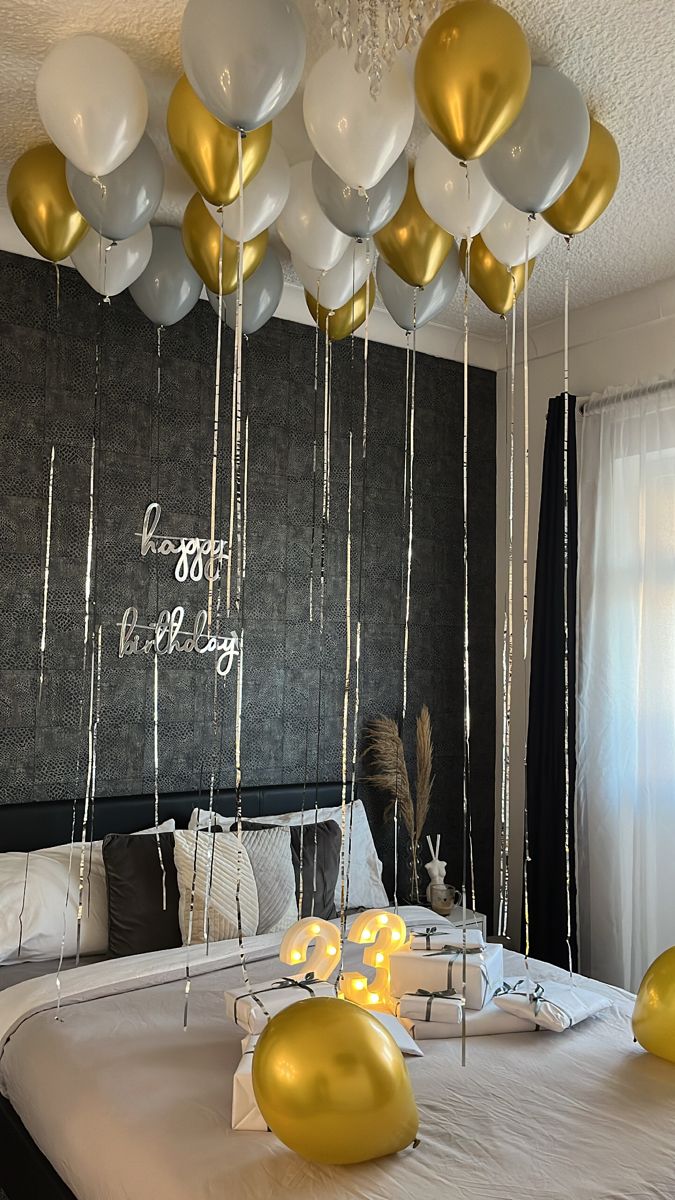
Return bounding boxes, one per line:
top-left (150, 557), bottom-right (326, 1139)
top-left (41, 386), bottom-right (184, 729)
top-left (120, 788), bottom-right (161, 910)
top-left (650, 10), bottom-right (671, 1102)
top-left (414, 986), bottom-right (463, 1022)
top-left (495, 978), bottom-right (545, 1014)
top-left (418, 926), bottom-right (438, 951)
top-left (234, 973), bottom-right (318, 1024)
top-left (424, 943), bottom-right (487, 993)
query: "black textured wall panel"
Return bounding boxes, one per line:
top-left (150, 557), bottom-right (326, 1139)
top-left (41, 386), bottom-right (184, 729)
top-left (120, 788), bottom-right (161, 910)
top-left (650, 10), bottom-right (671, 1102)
top-left (0, 250), bottom-right (496, 916)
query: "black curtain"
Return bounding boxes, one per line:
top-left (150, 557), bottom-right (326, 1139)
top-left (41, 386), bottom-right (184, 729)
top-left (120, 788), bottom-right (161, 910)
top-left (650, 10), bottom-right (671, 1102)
top-left (523, 394), bottom-right (578, 970)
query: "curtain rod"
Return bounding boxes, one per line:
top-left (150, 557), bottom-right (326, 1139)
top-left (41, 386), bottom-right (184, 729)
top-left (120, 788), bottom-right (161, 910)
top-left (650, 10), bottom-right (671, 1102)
top-left (578, 377), bottom-right (675, 414)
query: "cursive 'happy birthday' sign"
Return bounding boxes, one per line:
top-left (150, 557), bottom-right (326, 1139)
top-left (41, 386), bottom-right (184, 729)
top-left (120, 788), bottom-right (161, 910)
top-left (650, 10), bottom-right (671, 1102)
top-left (118, 606), bottom-right (239, 677)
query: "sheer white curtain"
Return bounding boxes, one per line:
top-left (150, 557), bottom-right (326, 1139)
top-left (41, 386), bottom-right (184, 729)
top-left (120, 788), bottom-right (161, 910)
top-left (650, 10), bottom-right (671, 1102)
top-left (576, 379), bottom-right (675, 991)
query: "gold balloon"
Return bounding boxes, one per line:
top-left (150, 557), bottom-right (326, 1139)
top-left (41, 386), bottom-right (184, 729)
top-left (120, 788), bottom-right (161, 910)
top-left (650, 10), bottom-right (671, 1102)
top-left (544, 118), bottom-right (621, 236)
top-left (7, 143), bottom-right (88, 262)
top-left (305, 274), bottom-right (376, 341)
top-left (182, 194), bottom-right (267, 294)
top-left (167, 75), bottom-right (271, 207)
top-left (459, 234), bottom-right (535, 316)
top-left (633, 947), bottom-right (675, 1064)
top-left (415, 0), bottom-right (531, 161)
top-left (374, 166), bottom-right (453, 288)
top-left (252, 998), bottom-right (419, 1164)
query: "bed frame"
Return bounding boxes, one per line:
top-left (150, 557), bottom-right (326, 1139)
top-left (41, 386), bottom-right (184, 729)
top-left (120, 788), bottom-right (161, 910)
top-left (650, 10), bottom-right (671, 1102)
top-left (0, 781), bottom-right (353, 1200)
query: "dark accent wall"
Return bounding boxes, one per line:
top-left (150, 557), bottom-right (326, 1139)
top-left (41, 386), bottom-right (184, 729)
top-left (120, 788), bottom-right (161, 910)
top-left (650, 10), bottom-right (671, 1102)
top-left (0, 249), bottom-right (496, 916)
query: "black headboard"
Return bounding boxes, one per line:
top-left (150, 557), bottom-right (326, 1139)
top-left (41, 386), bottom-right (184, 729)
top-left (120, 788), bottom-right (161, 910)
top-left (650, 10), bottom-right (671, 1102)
top-left (0, 782), bottom-right (354, 854)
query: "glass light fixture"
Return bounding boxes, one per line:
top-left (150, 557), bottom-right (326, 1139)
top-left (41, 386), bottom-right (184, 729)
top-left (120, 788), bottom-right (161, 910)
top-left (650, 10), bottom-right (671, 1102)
top-left (315, 0), bottom-right (441, 97)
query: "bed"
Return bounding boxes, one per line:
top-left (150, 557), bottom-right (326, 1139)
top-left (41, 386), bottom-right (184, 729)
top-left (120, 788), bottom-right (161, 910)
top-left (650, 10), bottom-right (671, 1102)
top-left (1, 794), bottom-right (675, 1200)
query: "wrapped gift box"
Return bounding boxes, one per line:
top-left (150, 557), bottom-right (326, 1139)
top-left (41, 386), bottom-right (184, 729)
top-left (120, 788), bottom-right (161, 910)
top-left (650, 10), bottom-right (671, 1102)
top-left (224, 975), bottom-right (337, 1035)
top-left (410, 927), bottom-right (485, 952)
top-left (493, 978), bottom-right (611, 1032)
top-left (389, 941), bottom-right (503, 1011)
top-left (232, 1036), bottom-right (269, 1131)
top-left (401, 997), bottom-right (537, 1039)
top-left (399, 1016), bottom-right (463, 1040)
top-left (396, 990), bottom-right (464, 1025)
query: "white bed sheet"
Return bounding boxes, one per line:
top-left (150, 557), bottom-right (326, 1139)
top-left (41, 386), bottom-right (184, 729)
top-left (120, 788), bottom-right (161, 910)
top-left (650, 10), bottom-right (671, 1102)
top-left (1, 907), bottom-right (674, 1200)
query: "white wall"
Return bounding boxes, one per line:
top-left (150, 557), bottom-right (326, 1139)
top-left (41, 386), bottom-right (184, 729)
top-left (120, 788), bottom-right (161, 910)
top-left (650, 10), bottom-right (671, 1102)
top-left (495, 275), bottom-right (675, 948)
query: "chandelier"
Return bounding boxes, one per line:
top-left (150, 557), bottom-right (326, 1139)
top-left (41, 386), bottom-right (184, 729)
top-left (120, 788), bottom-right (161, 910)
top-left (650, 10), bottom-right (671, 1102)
top-left (315, 0), bottom-right (441, 97)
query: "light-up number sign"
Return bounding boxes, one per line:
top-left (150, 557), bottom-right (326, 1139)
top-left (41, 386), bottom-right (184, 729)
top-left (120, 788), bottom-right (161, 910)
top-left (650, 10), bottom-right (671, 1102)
top-left (339, 909), bottom-right (407, 1011)
top-left (279, 917), bottom-right (341, 981)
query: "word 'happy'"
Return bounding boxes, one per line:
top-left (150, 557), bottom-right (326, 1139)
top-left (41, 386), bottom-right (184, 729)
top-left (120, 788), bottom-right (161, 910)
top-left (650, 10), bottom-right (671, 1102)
top-left (137, 502), bottom-right (228, 583)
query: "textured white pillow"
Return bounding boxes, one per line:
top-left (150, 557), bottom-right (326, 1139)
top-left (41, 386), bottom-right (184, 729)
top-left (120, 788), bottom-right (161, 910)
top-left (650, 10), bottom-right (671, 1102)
top-left (190, 799), bottom-right (388, 910)
top-left (173, 830), bottom-right (259, 945)
top-left (0, 820), bottom-right (176, 965)
top-left (236, 828), bottom-right (298, 934)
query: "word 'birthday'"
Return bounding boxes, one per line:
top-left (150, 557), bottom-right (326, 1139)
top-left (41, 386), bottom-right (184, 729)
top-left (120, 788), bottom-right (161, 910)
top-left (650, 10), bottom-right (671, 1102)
top-left (137, 502), bottom-right (228, 583)
top-left (118, 606), bottom-right (239, 678)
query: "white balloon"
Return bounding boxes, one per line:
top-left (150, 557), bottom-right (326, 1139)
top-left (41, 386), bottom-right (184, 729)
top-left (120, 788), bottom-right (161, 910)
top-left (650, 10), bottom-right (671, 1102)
top-left (414, 135), bottom-right (501, 240)
top-left (205, 143), bottom-right (290, 241)
top-left (71, 225), bottom-right (153, 297)
top-left (36, 35), bottom-right (148, 177)
top-left (293, 239), bottom-right (374, 310)
top-left (481, 202), bottom-right (555, 268)
top-left (303, 49), bottom-right (414, 191)
top-left (276, 161), bottom-right (350, 271)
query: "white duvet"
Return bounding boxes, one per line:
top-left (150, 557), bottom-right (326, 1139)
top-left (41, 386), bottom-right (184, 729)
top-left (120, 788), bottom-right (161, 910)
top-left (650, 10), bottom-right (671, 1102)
top-left (1, 907), bottom-right (674, 1200)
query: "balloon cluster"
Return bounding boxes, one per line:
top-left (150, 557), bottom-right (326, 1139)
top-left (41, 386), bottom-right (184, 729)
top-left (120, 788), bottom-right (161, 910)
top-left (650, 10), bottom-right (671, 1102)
top-left (7, 0), bottom-right (620, 336)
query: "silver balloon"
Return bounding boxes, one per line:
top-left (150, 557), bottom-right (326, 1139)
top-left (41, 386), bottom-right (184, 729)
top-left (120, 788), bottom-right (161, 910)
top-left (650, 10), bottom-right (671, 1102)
top-left (377, 248), bottom-right (460, 332)
top-left (207, 246), bottom-right (283, 334)
top-left (129, 226), bottom-right (202, 327)
top-left (482, 65), bottom-right (590, 214)
top-left (311, 151), bottom-right (408, 238)
top-left (66, 134), bottom-right (164, 241)
top-left (181, 0), bottom-right (306, 131)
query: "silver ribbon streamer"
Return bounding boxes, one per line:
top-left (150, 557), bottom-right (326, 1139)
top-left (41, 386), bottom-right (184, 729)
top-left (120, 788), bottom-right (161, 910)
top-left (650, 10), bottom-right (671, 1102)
top-left (345, 264), bottom-right (372, 919)
top-left (152, 325), bottom-right (167, 913)
top-left (460, 229), bottom-right (474, 1065)
top-left (298, 277), bottom-right (323, 921)
top-left (56, 405), bottom-right (98, 1006)
top-left (339, 424), bottom-right (353, 932)
top-left (75, 625), bottom-right (102, 965)
top-left (522, 216), bottom-right (533, 963)
top-left (37, 446), bottom-right (55, 707)
top-left (563, 234), bottom-right (573, 978)
top-left (203, 212), bottom-right (228, 949)
top-left (231, 133), bottom-right (251, 998)
top-left (498, 285), bottom-right (518, 939)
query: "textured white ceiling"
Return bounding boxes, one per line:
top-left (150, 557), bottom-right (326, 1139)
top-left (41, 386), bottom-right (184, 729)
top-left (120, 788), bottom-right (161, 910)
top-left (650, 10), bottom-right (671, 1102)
top-left (0, 0), bottom-right (673, 338)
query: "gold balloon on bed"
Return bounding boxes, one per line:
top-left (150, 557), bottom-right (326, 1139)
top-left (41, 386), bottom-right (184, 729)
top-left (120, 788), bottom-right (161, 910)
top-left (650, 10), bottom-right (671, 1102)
top-left (252, 997), bottom-right (419, 1164)
top-left (181, 194), bottom-right (268, 295)
top-left (632, 946), bottom-right (675, 1065)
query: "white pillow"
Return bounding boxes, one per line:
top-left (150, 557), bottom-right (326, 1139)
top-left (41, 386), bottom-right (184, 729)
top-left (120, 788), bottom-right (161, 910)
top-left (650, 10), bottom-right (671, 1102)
top-left (493, 978), bottom-right (612, 1032)
top-left (173, 830), bottom-right (259, 945)
top-left (236, 828), bottom-right (298, 934)
top-left (0, 820), bottom-right (176, 964)
top-left (190, 799), bottom-right (388, 910)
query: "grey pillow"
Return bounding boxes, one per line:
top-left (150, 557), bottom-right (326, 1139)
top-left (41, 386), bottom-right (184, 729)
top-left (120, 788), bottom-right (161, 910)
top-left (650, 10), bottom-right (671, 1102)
top-left (102, 832), bottom-right (182, 958)
top-left (231, 819), bottom-right (341, 920)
